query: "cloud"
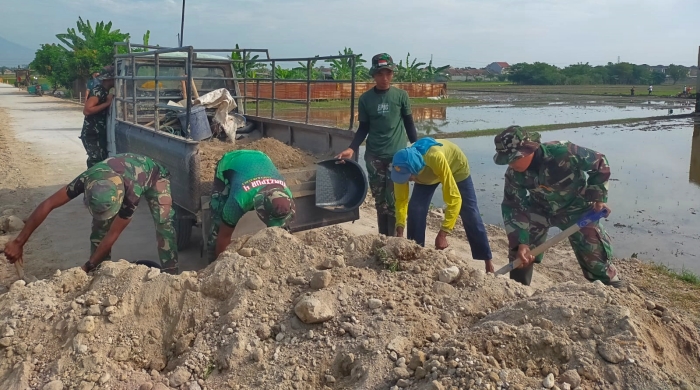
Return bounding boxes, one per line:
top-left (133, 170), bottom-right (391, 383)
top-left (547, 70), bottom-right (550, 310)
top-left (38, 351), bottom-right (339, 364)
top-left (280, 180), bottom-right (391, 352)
top-left (0, 0), bottom-right (697, 67)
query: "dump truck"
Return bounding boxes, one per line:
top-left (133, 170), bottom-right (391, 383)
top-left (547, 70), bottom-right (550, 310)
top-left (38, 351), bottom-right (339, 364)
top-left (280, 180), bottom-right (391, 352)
top-left (106, 43), bottom-right (361, 257)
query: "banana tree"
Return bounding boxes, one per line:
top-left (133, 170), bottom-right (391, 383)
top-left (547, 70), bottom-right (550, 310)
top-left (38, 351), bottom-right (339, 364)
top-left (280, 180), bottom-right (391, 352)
top-left (395, 53), bottom-right (426, 82)
top-left (274, 66), bottom-right (305, 80)
top-left (294, 55), bottom-right (321, 80)
top-left (421, 58), bottom-right (450, 82)
top-left (56, 17), bottom-right (129, 68)
top-left (325, 47), bottom-right (366, 80)
top-left (231, 43), bottom-right (266, 79)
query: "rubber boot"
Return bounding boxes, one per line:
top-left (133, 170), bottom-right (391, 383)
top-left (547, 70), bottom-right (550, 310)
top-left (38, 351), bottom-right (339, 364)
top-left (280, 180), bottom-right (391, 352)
top-left (386, 215), bottom-right (396, 237)
top-left (377, 214), bottom-right (389, 236)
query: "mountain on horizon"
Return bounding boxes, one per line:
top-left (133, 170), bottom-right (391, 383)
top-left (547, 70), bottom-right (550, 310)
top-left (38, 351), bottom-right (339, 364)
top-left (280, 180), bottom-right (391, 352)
top-left (0, 36), bottom-right (35, 68)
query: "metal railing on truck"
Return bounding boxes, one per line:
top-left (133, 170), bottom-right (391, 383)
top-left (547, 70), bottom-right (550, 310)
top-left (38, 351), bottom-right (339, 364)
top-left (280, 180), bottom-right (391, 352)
top-left (111, 43), bottom-right (358, 136)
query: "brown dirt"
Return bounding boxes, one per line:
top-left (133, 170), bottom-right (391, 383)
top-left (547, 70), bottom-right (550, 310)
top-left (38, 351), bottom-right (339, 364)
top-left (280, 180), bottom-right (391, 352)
top-left (198, 138), bottom-right (318, 185)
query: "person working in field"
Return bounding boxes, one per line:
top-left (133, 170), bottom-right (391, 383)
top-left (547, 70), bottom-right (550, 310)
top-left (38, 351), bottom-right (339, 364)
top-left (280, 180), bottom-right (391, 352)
top-left (335, 53), bottom-right (418, 236)
top-left (391, 138), bottom-right (494, 273)
top-left (81, 66), bottom-right (115, 168)
top-left (3, 153), bottom-right (179, 274)
top-left (493, 125), bottom-right (623, 288)
top-left (207, 150), bottom-right (296, 261)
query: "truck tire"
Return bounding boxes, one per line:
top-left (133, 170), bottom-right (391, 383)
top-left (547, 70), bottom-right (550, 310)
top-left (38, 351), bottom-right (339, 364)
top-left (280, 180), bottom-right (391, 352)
top-left (174, 205), bottom-right (194, 251)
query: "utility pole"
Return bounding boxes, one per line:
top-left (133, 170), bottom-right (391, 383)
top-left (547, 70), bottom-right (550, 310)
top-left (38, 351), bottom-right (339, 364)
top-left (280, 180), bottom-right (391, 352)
top-left (179, 0), bottom-right (186, 46)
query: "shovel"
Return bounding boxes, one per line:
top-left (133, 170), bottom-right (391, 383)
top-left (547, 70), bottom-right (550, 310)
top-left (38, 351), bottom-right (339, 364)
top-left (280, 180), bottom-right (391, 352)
top-left (494, 207), bottom-right (609, 276)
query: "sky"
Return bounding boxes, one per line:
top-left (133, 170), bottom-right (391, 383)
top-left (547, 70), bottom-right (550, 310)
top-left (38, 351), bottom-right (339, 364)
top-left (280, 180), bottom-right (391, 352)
top-left (1, 0), bottom-right (699, 68)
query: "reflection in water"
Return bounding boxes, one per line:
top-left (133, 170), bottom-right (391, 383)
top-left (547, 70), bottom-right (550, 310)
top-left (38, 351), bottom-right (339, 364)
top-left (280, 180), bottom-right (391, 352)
top-left (691, 119), bottom-right (700, 187)
top-left (254, 106), bottom-right (447, 130)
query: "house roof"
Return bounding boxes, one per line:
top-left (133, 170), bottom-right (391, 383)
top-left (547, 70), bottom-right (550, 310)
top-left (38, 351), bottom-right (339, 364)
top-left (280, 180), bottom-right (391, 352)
top-left (494, 62), bottom-right (510, 68)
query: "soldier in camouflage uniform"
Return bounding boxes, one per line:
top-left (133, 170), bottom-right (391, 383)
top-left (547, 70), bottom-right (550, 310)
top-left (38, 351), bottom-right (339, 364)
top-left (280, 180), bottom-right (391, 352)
top-left (493, 125), bottom-right (623, 288)
top-left (2, 153), bottom-right (179, 274)
top-left (207, 150), bottom-right (296, 262)
top-left (335, 53), bottom-right (418, 235)
top-left (81, 66), bottom-right (116, 168)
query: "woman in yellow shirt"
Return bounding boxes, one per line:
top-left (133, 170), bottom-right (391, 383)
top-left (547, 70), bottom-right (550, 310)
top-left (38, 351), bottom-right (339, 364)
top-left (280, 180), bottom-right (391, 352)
top-left (391, 138), bottom-right (494, 273)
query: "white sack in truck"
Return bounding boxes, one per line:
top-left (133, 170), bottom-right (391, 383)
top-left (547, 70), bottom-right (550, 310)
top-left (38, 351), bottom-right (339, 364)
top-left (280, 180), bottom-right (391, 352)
top-left (193, 88), bottom-right (245, 142)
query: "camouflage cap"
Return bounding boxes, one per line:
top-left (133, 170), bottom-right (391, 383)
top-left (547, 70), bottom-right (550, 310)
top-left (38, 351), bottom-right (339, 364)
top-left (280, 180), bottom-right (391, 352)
top-left (253, 184), bottom-right (295, 228)
top-left (85, 172), bottom-right (124, 221)
top-left (369, 53), bottom-right (397, 76)
top-left (493, 125), bottom-right (542, 165)
top-left (95, 65), bottom-right (115, 81)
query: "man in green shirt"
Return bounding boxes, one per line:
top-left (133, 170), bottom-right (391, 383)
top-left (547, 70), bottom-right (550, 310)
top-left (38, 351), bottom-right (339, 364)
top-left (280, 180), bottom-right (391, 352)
top-left (206, 150), bottom-right (296, 261)
top-left (335, 53), bottom-right (418, 236)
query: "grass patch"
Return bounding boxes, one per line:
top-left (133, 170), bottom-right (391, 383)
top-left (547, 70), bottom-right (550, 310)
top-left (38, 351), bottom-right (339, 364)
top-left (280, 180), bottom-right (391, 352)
top-left (649, 262), bottom-right (700, 285)
top-left (446, 82), bottom-right (694, 98)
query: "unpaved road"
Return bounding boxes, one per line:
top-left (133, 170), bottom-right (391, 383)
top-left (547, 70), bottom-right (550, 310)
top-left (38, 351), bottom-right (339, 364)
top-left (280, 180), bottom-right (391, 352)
top-left (0, 84), bottom-right (208, 278)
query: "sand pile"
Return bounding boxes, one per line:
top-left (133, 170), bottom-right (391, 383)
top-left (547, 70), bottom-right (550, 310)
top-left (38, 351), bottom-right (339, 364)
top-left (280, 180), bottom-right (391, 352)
top-left (198, 138), bottom-right (318, 185)
top-left (0, 225), bottom-right (699, 390)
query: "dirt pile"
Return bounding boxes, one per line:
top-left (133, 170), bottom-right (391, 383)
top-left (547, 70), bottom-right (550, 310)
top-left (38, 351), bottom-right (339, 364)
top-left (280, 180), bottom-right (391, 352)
top-left (0, 225), bottom-right (700, 389)
top-left (198, 138), bottom-right (317, 185)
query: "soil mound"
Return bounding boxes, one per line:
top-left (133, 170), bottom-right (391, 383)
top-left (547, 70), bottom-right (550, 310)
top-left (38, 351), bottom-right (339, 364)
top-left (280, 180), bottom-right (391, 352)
top-left (0, 226), bottom-right (699, 390)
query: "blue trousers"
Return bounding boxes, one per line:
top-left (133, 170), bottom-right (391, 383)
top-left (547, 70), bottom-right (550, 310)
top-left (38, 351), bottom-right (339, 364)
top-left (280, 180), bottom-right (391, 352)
top-left (407, 176), bottom-right (492, 261)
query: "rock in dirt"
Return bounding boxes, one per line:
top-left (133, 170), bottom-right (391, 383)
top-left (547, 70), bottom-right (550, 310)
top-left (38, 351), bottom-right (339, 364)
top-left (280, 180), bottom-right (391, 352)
top-left (320, 255), bottom-right (346, 269)
top-left (368, 298), bottom-right (383, 309)
top-left (558, 369), bottom-right (581, 388)
top-left (77, 316), bottom-right (96, 333)
top-left (645, 300), bottom-right (656, 310)
top-left (543, 373), bottom-right (555, 388)
top-left (246, 274), bottom-right (263, 290)
top-left (42, 380), bottom-right (64, 390)
top-left (408, 351), bottom-right (426, 370)
top-left (438, 266), bottom-right (460, 283)
top-left (310, 271), bottom-right (332, 289)
top-left (238, 247), bottom-right (255, 257)
top-left (138, 383), bottom-right (153, 390)
top-left (1, 215), bottom-right (25, 232)
top-left (420, 381), bottom-right (445, 390)
top-left (169, 366), bottom-right (192, 387)
top-left (387, 336), bottom-right (412, 355)
top-left (598, 342), bottom-right (626, 364)
top-left (294, 294), bottom-right (334, 324)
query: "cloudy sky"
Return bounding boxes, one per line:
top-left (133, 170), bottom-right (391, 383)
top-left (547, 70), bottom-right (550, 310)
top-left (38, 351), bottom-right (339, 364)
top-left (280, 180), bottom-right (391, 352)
top-left (2, 0), bottom-right (698, 67)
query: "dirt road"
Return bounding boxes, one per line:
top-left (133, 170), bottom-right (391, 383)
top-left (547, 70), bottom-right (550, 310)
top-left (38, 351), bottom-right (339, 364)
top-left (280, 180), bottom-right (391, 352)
top-left (0, 84), bottom-right (208, 278)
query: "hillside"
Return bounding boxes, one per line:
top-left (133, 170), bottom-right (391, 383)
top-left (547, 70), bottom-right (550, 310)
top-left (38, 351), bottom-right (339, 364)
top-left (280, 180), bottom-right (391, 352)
top-left (0, 36), bottom-right (35, 67)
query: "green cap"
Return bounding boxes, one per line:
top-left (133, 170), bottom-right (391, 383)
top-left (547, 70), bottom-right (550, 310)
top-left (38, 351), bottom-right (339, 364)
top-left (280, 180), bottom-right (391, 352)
top-left (85, 173), bottom-right (124, 221)
top-left (493, 125), bottom-right (542, 165)
top-left (253, 184), bottom-right (295, 228)
top-left (369, 53), bottom-right (397, 76)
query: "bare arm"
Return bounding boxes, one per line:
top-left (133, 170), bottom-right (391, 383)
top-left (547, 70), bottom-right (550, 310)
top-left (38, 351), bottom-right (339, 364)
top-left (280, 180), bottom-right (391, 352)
top-left (4, 187), bottom-right (72, 263)
top-left (83, 94), bottom-right (113, 116)
top-left (83, 216), bottom-right (131, 271)
top-left (215, 223), bottom-right (236, 258)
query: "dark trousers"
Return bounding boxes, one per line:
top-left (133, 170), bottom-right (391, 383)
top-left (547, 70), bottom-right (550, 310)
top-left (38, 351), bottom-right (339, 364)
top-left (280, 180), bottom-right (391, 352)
top-left (406, 176), bottom-right (492, 260)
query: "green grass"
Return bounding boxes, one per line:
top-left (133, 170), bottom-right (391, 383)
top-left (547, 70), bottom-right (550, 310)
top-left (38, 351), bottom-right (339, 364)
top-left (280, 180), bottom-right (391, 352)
top-left (446, 82), bottom-right (695, 98)
top-left (650, 262), bottom-right (700, 285)
top-left (424, 112), bottom-right (694, 140)
top-left (242, 96), bottom-right (475, 110)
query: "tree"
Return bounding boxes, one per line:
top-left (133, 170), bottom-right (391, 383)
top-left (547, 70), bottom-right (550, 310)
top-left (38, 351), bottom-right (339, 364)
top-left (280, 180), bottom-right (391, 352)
top-left (394, 53), bottom-right (426, 82)
top-left (56, 17), bottom-right (130, 75)
top-left (420, 58), bottom-right (450, 82)
top-left (326, 48), bottom-right (367, 81)
top-left (231, 43), bottom-right (267, 79)
top-left (293, 56), bottom-right (321, 80)
top-left (667, 64), bottom-right (687, 84)
top-left (650, 71), bottom-right (666, 85)
top-left (30, 44), bottom-right (73, 91)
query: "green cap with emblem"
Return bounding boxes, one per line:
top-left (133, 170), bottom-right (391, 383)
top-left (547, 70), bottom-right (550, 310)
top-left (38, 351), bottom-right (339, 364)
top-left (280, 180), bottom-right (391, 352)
top-left (369, 53), bottom-right (397, 76)
top-left (85, 172), bottom-right (124, 221)
top-left (253, 184), bottom-right (295, 228)
top-left (493, 125), bottom-right (542, 165)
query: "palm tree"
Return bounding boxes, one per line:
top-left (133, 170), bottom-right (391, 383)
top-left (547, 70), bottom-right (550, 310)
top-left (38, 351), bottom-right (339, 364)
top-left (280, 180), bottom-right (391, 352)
top-left (395, 53), bottom-right (426, 82)
top-left (325, 47), bottom-right (366, 80)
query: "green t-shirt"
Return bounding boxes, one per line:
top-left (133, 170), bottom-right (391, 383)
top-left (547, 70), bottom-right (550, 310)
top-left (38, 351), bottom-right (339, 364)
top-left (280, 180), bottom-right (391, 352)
top-left (358, 86), bottom-right (412, 158)
top-left (214, 150), bottom-right (292, 226)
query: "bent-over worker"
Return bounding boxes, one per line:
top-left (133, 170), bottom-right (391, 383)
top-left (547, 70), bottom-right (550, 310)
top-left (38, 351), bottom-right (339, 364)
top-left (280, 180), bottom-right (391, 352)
top-left (207, 150), bottom-right (296, 261)
top-left (391, 138), bottom-right (494, 273)
top-left (493, 125), bottom-right (622, 288)
top-left (335, 53), bottom-right (418, 236)
top-left (3, 153), bottom-right (179, 274)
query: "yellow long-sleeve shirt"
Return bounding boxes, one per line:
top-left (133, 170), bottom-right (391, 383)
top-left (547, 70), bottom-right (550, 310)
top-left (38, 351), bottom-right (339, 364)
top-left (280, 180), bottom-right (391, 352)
top-left (395, 139), bottom-right (470, 232)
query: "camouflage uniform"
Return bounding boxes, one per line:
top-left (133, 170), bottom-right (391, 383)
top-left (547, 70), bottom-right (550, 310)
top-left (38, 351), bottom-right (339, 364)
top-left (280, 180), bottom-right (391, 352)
top-left (494, 126), bottom-right (621, 287)
top-left (80, 83), bottom-right (110, 168)
top-left (365, 153), bottom-right (396, 217)
top-left (66, 153), bottom-right (178, 273)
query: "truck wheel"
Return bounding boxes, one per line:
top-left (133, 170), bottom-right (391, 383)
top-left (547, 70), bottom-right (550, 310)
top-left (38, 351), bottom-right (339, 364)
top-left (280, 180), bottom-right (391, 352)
top-left (174, 206), bottom-right (194, 251)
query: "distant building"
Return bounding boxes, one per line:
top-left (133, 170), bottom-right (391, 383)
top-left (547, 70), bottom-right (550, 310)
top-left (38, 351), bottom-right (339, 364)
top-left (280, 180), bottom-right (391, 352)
top-left (650, 65), bottom-right (667, 74)
top-left (486, 62), bottom-right (510, 75)
top-left (689, 65), bottom-right (698, 78)
top-left (317, 66), bottom-right (333, 80)
top-left (446, 67), bottom-right (468, 81)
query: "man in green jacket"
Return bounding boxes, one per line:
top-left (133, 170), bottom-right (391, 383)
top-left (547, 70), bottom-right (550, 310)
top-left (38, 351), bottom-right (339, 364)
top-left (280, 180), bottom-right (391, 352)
top-left (335, 53), bottom-right (418, 236)
top-left (493, 125), bottom-right (623, 288)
